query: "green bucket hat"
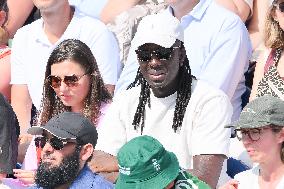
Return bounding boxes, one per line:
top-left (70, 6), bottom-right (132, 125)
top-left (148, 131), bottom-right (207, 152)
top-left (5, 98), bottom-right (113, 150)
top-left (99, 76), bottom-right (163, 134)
top-left (115, 135), bottom-right (179, 189)
top-left (226, 95), bottom-right (284, 129)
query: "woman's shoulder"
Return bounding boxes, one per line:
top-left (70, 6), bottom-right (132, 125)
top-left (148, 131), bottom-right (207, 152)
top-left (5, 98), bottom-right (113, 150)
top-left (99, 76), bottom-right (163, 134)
top-left (234, 165), bottom-right (259, 183)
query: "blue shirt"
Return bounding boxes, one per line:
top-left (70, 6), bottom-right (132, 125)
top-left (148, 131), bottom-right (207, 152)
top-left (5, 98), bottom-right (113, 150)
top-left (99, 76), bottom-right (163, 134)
top-left (28, 166), bottom-right (114, 189)
top-left (114, 0), bottom-right (252, 121)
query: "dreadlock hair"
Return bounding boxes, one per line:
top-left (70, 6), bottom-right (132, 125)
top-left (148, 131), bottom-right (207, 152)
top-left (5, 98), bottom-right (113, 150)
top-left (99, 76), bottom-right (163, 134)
top-left (127, 40), bottom-right (192, 133)
top-left (38, 39), bottom-right (112, 125)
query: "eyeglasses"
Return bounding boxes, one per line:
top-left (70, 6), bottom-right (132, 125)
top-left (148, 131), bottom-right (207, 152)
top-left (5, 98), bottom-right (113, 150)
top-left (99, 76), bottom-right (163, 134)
top-left (274, 2), bottom-right (284, 13)
top-left (135, 46), bottom-right (180, 62)
top-left (34, 136), bottom-right (76, 150)
top-left (235, 127), bottom-right (271, 142)
top-left (46, 73), bottom-right (88, 89)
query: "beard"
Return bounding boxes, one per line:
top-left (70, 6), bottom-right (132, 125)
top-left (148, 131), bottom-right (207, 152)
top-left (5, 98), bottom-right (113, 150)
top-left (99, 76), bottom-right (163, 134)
top-left (35, 146), bottom-right (81, 189)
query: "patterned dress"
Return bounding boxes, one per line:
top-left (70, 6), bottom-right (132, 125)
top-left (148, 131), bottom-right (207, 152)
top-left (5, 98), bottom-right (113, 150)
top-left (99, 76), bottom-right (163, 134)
top-left (256, 48), bottom-right (284, 100)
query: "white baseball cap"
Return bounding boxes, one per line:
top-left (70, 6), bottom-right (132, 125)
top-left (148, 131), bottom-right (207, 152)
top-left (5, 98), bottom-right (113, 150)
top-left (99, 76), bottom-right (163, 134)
top-left (132, 13), bottom-right (184, 50)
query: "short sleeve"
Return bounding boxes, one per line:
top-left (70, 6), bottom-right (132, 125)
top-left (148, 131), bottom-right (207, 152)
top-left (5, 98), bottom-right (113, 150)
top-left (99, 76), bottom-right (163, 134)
top-left (191, 95), bottom-right (232, 156)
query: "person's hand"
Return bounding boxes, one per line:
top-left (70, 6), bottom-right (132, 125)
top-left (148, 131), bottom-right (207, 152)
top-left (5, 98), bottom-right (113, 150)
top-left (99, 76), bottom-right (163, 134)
top-left (219, 180), bottom-right (239, 189)
top-left (88, 150), bottom-right (118, 172)
top-left (17, 134), bottom-right (33, 163)
top-left (13, 169), bottom-right (35, 186)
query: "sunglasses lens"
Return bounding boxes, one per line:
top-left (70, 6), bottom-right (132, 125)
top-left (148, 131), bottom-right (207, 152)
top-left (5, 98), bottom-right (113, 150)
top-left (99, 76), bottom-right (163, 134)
top-left (49, 76), bottom-right (61, 88)
top-left (50, 137), bottom-right (64, 150)
top-left (136, 50), bottom-right (151, 62)
top-left (156, 48), bottom-right (173, 60)
top-left (279, 2), bottom-right (284, 12)
top-left (135, 47), bottom-right (174, 62)
top-left (63, 75), bottom-right (79, 87)
top-left (34, 137), bottom-right (47, 148)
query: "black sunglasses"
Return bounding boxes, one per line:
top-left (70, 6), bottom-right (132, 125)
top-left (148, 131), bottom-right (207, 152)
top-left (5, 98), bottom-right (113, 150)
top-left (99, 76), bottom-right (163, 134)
top-left (135, 46), bottom-right (179, 62)
top-left (46, 73), bottom-right (88, 89)
top-left (34, 136), bottom-right (77, 150)
top-left (274, 2), bottom-right (284, 13)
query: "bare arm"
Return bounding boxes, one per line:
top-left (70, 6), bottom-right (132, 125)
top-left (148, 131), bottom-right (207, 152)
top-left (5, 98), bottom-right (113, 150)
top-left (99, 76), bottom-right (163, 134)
top-left (11, 84), bottom-right (32, 133)
top-left (249, 48), bottom-right (269, 101)
top-left (216, 0), bottom-right (251, 22)
top-left (187, 154), bottom-right (226, 189)
top-left (100, 0), bottom-right (141, 24)
top-left (6, 0), bottom-right (34, 38)
top-left (247, 0), bottom-right (269, 50)
top-left (11, 84), bottom-right (33, 163)
top-left (88, 150), bottom-right (119, 183)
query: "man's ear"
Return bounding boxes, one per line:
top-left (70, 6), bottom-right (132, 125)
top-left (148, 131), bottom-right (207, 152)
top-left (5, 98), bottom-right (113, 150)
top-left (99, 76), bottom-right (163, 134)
top-left (80, 143), bottom-right (94, 161)
top-left (275, 128), bottom-right (284, 145)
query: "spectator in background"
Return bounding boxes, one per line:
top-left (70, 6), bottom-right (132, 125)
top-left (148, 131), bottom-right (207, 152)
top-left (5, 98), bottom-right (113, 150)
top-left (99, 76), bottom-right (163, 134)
top-left (27, 112), bottom-right (113, 189)
top-left (115, 135), bottom-right (210, 189)
top-left (100, 0), bottom-right (166, 65)
top-left (93, 13), bottom-right (232, 188)
top-left (69, 0), bottom-right (166, 66)
top-left (10, 0), bottom-right (120, 163)
top-left (0, 0), bottom-right (40, 101)
top-left (221, 96), bottom-right (284, 189)
top-left (13, 39), bottom-right (112, 186)
top-left (0, 93), bottom-right (19, 180)
top-left (250, 0), bottom-right (284, 101)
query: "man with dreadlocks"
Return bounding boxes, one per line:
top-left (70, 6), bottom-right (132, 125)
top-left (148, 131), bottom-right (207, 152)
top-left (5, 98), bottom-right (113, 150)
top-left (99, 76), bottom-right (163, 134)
top-left (93, 13), bottom-right (232, 188)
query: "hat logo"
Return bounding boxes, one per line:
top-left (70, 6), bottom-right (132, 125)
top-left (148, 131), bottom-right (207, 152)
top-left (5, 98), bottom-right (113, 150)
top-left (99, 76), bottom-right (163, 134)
top-left (243, 108), bottom-right (256, 114)
top-left (118, 164), bottom-right (131, 175)
top-left (152, 159), bottom-right (160, 171)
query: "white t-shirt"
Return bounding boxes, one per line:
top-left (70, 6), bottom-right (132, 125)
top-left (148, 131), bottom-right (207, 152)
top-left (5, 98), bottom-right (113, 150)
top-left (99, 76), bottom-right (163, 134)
top-left (96, 79), bottom-right (232, 169)
top-left (235, 165), bottom-right (284, 189)
top-left (10, 8), bottom-right (121, 110)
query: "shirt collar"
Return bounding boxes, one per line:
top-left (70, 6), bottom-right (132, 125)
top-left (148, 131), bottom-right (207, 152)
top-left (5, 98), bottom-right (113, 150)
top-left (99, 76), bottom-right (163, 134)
top-left (167, 0), bottom-right (212, 21)
top-left (35, 6), bottom-right (80, 46)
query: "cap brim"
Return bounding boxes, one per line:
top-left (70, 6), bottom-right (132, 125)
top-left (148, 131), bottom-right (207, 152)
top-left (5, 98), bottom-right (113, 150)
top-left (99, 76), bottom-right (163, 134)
top-left (133, 34), bottom-right (177, 50)
top-left (27, 126), bottom-right (44, 135)
top-left (115, 152), bottom-right (179, 189)
top-left (224, 121), bottom-right (271, 129)
top-left (27, 126), bottom-right (76, 140)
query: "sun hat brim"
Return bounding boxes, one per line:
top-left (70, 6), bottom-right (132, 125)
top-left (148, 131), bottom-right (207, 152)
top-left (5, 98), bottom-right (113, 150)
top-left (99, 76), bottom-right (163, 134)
top-left (115, 151), bottom-right (180, 189)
